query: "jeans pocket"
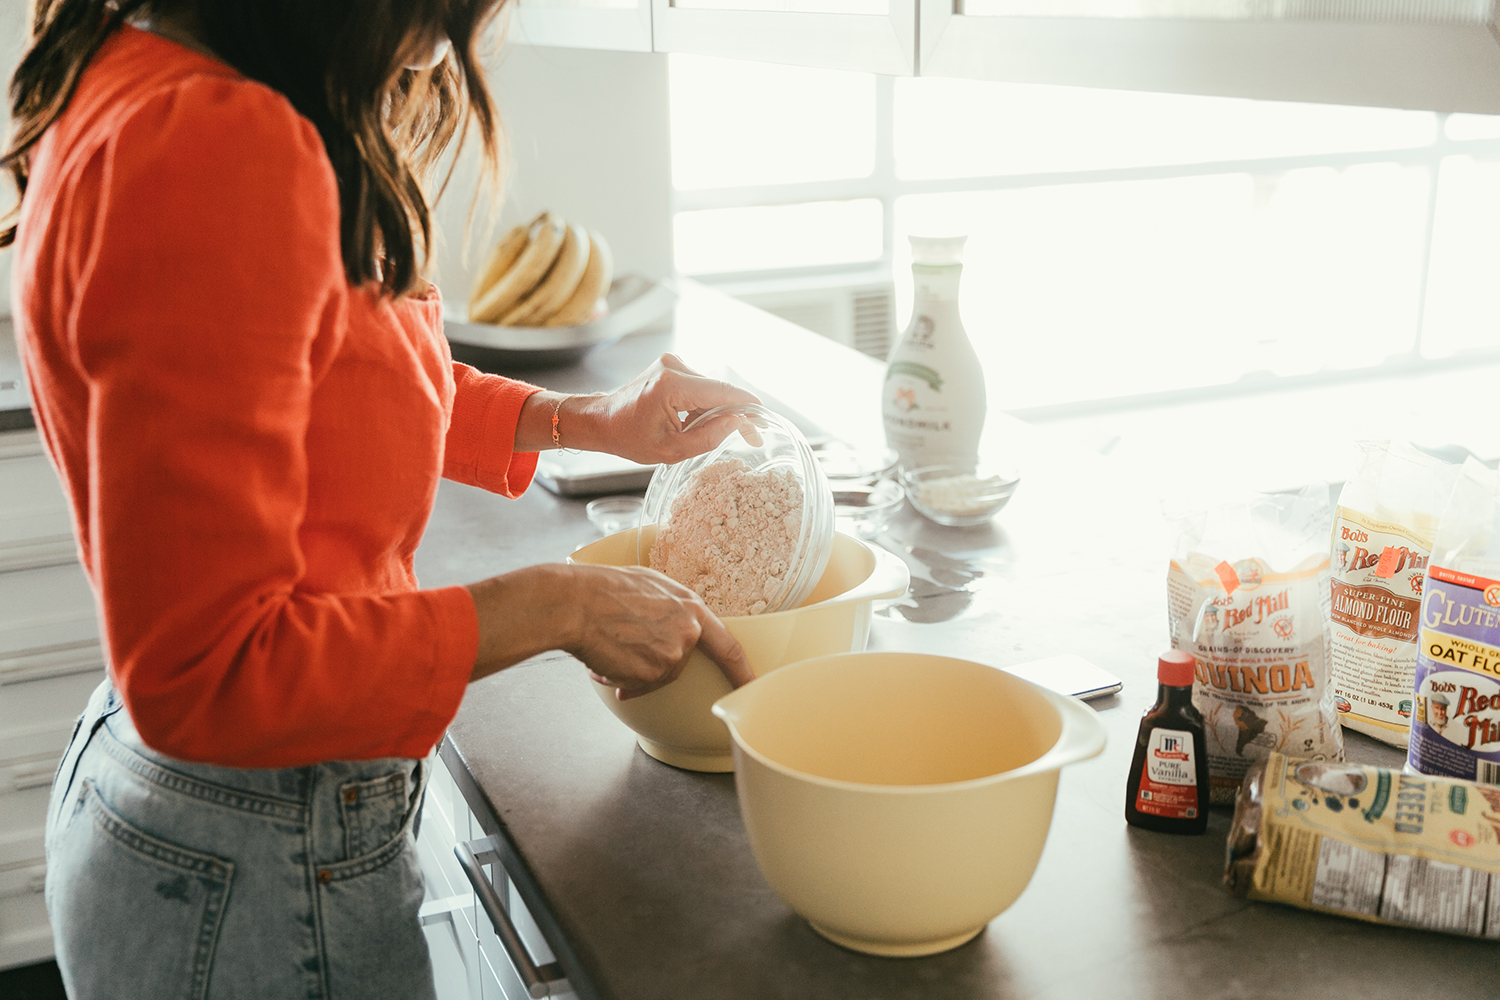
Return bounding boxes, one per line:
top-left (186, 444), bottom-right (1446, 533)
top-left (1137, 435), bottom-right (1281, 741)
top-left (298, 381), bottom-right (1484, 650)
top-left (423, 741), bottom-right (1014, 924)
top-left (338, 771), bottom-right (409, 860)
top-left (49, 779), bottom-right (234, 1000)
top-left (317, 836), bottom-right (435, 1000)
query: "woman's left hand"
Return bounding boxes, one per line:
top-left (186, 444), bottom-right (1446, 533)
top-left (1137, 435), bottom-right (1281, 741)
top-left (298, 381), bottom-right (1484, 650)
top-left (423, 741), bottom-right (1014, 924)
top-left (558, 354), bottom-right (761, 464)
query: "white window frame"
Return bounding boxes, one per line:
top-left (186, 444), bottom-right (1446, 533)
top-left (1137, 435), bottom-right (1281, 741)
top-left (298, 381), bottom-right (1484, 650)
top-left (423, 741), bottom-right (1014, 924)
top-left (674, 82), bottom-right (1500, 415)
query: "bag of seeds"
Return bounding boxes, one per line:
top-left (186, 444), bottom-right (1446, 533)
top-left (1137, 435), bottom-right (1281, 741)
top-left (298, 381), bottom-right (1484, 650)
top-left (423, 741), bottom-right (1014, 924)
top-left (1167, 485), bottom-right (1344, 804)
top-left (1329, 441), bottom-right (1458, 748)
top-left (1407, 459), bottom-right (1500, 785)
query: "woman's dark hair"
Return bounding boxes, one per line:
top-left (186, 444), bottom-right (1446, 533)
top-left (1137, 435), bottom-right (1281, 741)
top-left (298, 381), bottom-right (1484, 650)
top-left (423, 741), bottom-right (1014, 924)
top-left (3, 0), bottom-right (508, 296)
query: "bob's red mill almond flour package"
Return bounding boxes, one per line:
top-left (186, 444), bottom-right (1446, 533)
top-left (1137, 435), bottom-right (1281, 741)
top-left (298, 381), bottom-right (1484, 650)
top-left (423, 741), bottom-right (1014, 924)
top-left (1227, 752), bottom-right (1500, 939)
top-left (1329, 442), bottom-right (1458, 748)
top-left (1167, 486), bottom-right (1344, 804)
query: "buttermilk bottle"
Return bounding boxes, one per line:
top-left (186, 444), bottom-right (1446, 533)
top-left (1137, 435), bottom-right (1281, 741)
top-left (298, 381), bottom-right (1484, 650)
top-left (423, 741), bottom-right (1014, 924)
top-left (1125, 650), bottom-right (1210, 835)
top-left (881, 235), bottom-right (987, 470)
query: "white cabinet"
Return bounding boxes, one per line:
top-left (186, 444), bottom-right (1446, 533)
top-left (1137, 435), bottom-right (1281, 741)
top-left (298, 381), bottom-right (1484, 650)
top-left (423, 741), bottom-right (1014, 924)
top-left (509, 0), bottom-right (653, 54)
top-left (507, 0), bottom-right (1500, 112)
top-left (0, 429), bottom-right (104, 972)
top-left (506, 0), bottom-right (918, 74)
top-left (418, 752), bottom-right (577, 1000)
top-left (651, 0), bottom-right (916, 74)
top-left (919, 1), bottom-right (1500, 112)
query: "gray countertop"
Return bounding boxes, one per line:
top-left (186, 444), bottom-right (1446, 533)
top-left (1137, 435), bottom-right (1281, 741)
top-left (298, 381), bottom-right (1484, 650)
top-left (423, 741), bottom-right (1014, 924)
top-left (416, 284), bottom-right (1499, 1000)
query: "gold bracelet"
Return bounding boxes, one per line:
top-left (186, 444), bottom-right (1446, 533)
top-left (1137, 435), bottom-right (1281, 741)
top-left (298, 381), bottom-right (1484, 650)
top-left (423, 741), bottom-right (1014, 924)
top-left (551, 394), bottom-right (567, 451)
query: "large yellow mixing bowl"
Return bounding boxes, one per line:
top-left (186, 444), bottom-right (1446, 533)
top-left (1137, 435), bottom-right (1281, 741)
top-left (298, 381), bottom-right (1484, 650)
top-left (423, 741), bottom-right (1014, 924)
top-left (568, 529), bottom-right (909, 772)
top-left (711, 652), bottom-right (1107, 957)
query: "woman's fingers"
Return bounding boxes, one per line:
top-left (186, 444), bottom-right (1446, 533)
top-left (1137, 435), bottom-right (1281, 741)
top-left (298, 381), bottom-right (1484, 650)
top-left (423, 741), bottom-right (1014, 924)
top-left (694, 607), bottom-right (755, 688)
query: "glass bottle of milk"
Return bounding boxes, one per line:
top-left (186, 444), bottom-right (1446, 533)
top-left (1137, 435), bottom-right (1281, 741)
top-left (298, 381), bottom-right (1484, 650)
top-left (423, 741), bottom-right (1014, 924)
top-left (882, 235), bottom-right (987, 470)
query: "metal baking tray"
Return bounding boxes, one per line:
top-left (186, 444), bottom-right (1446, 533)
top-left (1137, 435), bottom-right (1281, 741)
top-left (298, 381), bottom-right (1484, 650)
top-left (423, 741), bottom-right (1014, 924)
top-left (444, 275), bottom-right (677, 371)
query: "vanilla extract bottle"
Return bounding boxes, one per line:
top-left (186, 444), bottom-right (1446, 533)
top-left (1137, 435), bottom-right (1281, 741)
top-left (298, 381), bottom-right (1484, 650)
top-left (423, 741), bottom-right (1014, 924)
top-left (1125, 651), bottom-right (1210, 835)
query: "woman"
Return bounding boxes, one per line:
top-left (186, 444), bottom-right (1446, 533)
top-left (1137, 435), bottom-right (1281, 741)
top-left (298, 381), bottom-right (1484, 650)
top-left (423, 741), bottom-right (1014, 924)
top-left (5, 2), bottom-right (755, 997)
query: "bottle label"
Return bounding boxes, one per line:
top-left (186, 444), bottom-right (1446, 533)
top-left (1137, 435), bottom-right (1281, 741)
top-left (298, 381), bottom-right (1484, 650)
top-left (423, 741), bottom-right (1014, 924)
top-left (1135, 728), bottom-right (1201, 819)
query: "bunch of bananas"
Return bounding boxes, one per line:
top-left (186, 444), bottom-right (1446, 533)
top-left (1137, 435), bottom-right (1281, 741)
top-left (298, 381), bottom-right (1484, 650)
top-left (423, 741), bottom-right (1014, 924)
top-left (468, 212), bottom-right (613, 327)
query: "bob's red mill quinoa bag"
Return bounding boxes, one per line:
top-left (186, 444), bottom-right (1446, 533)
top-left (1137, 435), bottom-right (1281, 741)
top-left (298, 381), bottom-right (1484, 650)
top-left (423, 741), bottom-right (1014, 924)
top-left (1329, 441), bottom-right (1458, 749)
top-left (1167, 486), bottom-right (1344, 804)
top-left (1227, 752), bottom-right (1500, 939)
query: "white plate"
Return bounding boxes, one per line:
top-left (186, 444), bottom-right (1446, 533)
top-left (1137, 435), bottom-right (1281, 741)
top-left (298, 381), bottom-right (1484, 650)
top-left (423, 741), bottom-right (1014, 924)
top-left (444, 276), bottom-right (677, 368)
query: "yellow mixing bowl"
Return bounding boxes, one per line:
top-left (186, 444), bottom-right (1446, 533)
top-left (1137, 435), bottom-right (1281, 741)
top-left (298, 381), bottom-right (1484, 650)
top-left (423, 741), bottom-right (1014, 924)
top-left (568, 529), bottom-right (909, 772)
top-left (711, 652), bottom-right (1107, 957)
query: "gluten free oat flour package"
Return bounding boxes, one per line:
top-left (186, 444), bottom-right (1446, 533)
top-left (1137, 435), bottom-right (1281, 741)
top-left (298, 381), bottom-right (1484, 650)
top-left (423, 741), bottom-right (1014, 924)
top-left (1167, 485), bottom-right (1344, 804)
top-left (1330, 441), bottom-right (1458, 748)
top-left (1407, 460), bottom-right (1500, 785)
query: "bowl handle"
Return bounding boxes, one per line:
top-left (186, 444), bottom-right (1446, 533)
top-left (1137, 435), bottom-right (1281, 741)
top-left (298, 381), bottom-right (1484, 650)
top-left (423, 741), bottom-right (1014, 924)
top-left (842, 543), bottom-right (911, 603)
top-left (1035, 689), bottom-right (1108, 770)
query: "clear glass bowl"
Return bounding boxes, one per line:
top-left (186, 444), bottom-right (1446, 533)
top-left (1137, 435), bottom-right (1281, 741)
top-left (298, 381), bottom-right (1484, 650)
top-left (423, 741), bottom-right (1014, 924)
top-left (586, 495), bottom-right (644, 535)
top-left (814, 443), bottom-right (900, 487)
top-left (832, 478), bottom-right (904, 539)
top-left (901, 463), bottom-right (1020, 527)
top-left (640, 404), bottom-right (835, 615)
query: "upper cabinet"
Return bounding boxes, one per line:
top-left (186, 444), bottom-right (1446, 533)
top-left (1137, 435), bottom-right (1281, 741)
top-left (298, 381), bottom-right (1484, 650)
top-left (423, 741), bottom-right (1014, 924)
top-left (650, 0), bottom-right (916, 75)
top-left (507, 0), bottom-right (654, 54)
top-left (919, 1), bottom-right (1500, 112)
top-left (504, 0), bottom-right (1500, 112)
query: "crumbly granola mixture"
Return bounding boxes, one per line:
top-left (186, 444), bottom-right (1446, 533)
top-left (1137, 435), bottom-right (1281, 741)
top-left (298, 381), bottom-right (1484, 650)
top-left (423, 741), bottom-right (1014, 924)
top-left (649, 457), bottom-right (804, 616)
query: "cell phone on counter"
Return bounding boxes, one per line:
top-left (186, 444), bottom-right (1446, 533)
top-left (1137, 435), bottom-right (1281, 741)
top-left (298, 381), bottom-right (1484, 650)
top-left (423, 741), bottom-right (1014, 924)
top-left (536, 451), bottom-right (656, 497)
top-left (1004, 654), bottom-right (1123, 701)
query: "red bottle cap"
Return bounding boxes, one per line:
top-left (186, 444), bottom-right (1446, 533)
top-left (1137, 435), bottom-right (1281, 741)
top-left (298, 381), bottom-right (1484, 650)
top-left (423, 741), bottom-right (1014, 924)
top-left (1158, 650), bottom-right (1196, 687)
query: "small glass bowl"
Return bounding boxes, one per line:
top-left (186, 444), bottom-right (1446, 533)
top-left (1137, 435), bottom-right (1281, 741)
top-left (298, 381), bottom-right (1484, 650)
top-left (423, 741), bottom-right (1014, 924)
top-left (901, 464), bottom-right (1020, 527)
top-left (832, 478), bottom-right (904, 539)
top-left (585, 495), bottom-right (644, 536)
top-left (814, 443), bottom-right (900, 487)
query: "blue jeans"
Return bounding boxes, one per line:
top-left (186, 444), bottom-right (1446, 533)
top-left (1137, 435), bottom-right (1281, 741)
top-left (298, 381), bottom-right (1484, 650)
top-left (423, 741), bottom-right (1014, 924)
top-left (45, 680), bottom-right (437, 1000)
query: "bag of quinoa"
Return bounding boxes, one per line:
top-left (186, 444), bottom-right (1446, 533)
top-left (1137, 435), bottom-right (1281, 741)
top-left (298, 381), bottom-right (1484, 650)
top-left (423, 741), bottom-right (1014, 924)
top-left (1329, 441), bottom-right (1458, 748)
top-left (1167, 485), bottom-right (1344, 804)
top-left (1407, 459), bottom-right (1500, 785)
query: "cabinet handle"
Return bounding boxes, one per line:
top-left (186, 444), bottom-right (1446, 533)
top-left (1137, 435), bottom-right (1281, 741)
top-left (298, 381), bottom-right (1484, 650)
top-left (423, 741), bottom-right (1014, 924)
top-left (7, 759), bottom-right (60, 792)
top-left (456, 836), bottom-right (568, 999)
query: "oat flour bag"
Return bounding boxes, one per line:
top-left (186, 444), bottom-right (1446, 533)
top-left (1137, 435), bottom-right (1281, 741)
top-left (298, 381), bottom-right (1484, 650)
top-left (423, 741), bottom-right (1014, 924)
top-left (1407, 460), bottom-right (1500, 785)
top-left (1167, 485), bottom-right (1344, 804)
top-left (1330, 442), bottom-right (1459, 748)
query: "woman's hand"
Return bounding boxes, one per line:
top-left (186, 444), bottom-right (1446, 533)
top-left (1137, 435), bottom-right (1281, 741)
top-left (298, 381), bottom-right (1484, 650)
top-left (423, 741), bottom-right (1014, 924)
top-left (466, 563), bottom-right (753, 697)
top-left (516, 355), bottom-right (760, 464)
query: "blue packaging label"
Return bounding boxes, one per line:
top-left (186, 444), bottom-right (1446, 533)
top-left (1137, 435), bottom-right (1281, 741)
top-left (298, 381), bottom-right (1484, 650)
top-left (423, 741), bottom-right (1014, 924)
top-left (1406, 565), bottom-right (1500, 785)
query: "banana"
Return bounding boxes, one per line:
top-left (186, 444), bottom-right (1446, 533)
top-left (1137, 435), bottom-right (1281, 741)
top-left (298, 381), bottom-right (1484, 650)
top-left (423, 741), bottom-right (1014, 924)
top-left (500, 223), bottom-right (591, 327)
top-left (469, 214), bottom-right (566, 325)
top-left (468, 212), bottom-right (542, 312)
top-left (546, 230), bottom-right (613, 327)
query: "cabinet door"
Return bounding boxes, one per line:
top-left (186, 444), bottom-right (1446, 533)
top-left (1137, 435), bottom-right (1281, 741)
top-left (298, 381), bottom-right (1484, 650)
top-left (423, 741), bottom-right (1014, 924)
top-left (509, 0), bottom-right (653, 53)
top-left (919, 1), bottom-right (1500, 112)
top-left (652, 0), bottom-right (916, 75)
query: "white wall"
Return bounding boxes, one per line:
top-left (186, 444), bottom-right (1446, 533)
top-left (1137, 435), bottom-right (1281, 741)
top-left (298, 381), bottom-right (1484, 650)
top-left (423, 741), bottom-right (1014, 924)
top-left (429, 42), bottom-right (675, 309)
top-left (0, 14), bottom-right (675, 316)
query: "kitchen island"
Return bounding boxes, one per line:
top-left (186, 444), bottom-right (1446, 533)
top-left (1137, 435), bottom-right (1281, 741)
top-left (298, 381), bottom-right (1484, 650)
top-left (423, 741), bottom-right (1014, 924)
top-left (415, 283), bottom-right (1495, 1000)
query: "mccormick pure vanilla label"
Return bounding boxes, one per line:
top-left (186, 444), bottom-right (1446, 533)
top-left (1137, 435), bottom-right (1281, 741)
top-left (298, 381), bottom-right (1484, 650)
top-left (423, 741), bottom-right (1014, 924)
top-left (1329, 509), bottom-right (1430, 743)
top-left (1407, 566), bottom-right (1500, 785)
top-left (1134, 729), bottom-right (1200, 819)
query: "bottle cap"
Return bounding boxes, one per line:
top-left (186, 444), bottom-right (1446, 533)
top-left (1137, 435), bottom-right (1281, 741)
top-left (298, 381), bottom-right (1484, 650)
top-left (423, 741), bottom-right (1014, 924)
top-left (909, 234), bottom-right (966, 266)
top-left (1158, 650), bottom-right (1196, 687)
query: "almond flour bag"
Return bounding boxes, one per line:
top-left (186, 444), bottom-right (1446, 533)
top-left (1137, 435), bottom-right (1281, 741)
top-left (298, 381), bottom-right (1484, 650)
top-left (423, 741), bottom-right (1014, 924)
top-left (1329, 442), bottom-right (1458, 748)
top-left (1407, 459), bottom-right (1500, 785)
top-left (1167, 485), bottom-right (1344, 804)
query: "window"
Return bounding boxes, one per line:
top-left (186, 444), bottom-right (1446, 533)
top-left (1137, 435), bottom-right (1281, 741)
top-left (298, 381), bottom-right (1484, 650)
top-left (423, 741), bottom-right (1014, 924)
top-left (668, 56), bottom-right (1500, 414)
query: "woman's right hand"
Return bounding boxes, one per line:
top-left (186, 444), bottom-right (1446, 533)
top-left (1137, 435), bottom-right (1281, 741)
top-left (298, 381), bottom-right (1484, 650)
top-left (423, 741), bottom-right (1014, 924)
top-left (466, 563), bottom-right (753, 696)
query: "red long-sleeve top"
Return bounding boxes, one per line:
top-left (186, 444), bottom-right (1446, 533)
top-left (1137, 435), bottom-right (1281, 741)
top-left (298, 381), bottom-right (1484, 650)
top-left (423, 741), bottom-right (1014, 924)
top-left (12, 26), bottom-right (540, 767)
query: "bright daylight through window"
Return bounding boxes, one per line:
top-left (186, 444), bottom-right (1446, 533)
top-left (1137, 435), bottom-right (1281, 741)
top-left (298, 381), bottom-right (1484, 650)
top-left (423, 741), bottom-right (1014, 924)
top-left (667, 55), bottom-right (1500, 415)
